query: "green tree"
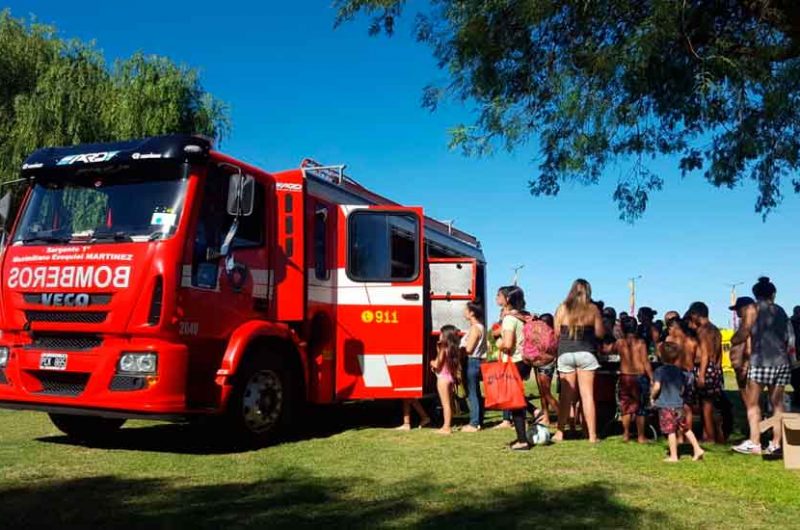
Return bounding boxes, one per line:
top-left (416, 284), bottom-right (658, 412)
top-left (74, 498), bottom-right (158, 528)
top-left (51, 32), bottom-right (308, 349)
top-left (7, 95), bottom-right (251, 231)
top-left (336, 1), bottom-right (800, 220)
top-left (0, 10), bottom-right (229, 179)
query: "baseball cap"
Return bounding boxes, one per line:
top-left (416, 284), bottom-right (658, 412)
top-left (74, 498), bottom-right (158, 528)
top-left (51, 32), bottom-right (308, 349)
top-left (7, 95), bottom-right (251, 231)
top-left (637, 307), bottom-right (657, 318)
top-left (729, 297), bottom-right (755, 312)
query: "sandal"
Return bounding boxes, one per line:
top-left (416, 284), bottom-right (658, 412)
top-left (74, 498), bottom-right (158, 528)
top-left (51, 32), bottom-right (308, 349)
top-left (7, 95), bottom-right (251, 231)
top-left (510, 441), bottom-right (531, 451)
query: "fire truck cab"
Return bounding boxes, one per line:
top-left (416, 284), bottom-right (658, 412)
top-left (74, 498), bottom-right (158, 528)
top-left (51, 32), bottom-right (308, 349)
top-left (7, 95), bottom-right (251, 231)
top-left (0, 135), bottom-right (485, 444)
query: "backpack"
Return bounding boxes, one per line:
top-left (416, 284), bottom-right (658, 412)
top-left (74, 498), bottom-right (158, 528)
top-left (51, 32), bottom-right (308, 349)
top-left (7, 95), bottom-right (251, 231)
top-left (521, 317), bottom-right (557, 367)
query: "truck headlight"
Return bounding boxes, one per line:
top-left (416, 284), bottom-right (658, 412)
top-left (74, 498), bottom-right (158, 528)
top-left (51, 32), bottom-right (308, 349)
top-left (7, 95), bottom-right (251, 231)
top-left (0, 347), bottom-right (8, 367)
top-left (118, 353), bottom-right (157, 374)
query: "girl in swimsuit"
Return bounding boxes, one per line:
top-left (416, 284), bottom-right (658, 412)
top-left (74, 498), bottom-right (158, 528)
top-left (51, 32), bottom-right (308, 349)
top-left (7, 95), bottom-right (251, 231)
top-left (432, 325), bottom-right (462, 435)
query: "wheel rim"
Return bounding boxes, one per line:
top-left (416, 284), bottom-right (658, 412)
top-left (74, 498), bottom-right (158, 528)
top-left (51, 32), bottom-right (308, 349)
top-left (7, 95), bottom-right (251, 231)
top-left (241, 369), bottom-right (283, 434)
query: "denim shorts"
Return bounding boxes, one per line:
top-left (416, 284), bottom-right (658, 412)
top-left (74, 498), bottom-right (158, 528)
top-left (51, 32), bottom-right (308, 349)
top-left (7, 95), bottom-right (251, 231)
top-left (557, 351), bottom-right (600, 373)
top-left (536, 361), bottom-right (556, 379)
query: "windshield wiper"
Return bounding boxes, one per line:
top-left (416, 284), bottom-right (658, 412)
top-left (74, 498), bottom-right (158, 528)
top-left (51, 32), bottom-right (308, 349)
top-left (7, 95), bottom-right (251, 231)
top-left (22, 230), bottom-right (72, 245)
top-left (91, 231), bottom-right (133, 243)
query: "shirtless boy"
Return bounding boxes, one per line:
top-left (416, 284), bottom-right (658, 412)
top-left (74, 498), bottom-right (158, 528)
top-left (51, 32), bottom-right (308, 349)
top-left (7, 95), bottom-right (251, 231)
top-left (686, 302), bottom-right (724, 443)
top-left (615, 317), bottom-right (654, 443)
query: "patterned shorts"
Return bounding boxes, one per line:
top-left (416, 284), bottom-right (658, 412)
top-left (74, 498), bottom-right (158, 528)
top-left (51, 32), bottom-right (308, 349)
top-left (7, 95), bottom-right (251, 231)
top-left (748, 364), bottom-right (791, 387)
top-left (694, 363), bottom-right (723, 400)
top-left (658, 407), bottom-right (688, 435)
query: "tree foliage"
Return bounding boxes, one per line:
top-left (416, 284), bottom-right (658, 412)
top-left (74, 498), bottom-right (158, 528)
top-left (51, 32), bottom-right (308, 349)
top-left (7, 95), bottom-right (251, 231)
top-left (0, 10), bottom-right (229, 179)
top-left (336, 1), bottom-right (800, 220)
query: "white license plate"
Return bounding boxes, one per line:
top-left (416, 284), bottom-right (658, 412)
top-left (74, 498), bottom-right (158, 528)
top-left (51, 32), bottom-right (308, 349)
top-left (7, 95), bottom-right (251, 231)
top-left (40, 353), bottom-right (68, 371)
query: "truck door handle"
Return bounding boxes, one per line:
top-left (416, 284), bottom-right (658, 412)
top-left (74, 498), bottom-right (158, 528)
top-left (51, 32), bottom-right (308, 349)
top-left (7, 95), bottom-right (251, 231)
top-left (402, 293), bottom-right (420, 301)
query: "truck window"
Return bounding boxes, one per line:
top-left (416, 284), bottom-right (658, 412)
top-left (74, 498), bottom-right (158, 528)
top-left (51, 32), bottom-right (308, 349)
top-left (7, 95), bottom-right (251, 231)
top-left (192, 168), bottom-right (265, 288)
top-left (347, 211), bottom-right (418, 282)
top-left (314, 206), bottom-right (329, 280)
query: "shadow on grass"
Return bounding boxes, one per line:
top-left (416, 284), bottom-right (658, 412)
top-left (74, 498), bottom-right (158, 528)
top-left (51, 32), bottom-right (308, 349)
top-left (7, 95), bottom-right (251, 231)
top-left (0, 470), bottom-right (669, 529)
top-left (33, 386), bottom-right (752, 455)
top-left (34, 400), bottom-right (420, 455)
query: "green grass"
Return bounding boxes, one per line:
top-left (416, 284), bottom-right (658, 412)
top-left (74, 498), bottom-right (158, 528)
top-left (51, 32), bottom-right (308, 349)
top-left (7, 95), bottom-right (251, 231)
top-left (0, 389), bottom-right (798, 529)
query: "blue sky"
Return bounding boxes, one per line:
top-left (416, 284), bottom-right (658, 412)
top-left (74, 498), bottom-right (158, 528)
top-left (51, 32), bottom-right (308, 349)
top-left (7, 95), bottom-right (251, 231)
top-left (9, 0), bottom-right (800, 326)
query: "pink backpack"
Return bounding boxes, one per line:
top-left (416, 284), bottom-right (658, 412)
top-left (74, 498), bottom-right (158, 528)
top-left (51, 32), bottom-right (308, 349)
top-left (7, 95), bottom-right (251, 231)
top-left (521, 317), bottom-right (557, 366)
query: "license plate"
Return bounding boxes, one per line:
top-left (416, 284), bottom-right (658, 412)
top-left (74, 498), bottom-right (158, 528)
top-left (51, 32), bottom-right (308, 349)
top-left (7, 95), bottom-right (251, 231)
top-left (40, 353), bottom-right (67, 371)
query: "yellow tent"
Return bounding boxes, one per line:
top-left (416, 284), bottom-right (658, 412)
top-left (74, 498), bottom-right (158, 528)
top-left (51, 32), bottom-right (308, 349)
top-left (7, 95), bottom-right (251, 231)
top-left (720, 328), bottom-right (734, 372)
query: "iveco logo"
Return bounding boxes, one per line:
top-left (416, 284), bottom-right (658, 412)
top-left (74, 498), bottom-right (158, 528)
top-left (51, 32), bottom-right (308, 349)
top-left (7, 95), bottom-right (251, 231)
top-left (40, 293), bottom-right (91, 307)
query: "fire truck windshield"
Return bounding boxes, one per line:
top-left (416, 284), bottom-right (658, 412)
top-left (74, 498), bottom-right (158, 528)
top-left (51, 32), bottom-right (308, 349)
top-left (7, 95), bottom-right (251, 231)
top-left (14, 165), bottom-right (188, 244)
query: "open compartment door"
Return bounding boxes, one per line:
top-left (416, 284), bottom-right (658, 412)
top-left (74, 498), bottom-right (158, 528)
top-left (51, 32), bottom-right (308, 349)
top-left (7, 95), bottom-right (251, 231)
top-left (429, 258), bottom-right (478, 332)
top-left (335, 205), bottom-right (425, 399)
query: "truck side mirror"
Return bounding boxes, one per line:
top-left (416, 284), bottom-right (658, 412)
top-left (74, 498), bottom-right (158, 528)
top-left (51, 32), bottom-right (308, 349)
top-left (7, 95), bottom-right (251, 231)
top-left (226, 174), bottom-right (255, 217)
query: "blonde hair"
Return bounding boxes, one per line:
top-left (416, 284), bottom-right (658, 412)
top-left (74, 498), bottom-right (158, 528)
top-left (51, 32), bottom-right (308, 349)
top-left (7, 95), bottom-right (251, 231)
top-left (563, 279), bottom-right (594, 339)
top-left (661, 341), bottom-right (683, 364)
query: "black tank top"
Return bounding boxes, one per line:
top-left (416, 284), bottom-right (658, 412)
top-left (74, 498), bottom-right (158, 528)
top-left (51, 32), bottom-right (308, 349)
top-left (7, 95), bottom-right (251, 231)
top-left (750, 301), bottom-right (790, 367)
top-left (558, 325), bottom-right (597, 355)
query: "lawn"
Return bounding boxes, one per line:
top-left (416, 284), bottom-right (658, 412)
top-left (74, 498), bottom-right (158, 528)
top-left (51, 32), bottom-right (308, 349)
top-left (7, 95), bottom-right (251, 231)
top-left (0, 389), bottom-right (798, 529)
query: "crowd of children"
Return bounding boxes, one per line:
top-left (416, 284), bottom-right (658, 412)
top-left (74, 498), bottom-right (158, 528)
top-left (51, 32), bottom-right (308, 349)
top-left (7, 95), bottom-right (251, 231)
top-left (397, 276), bottom-right (799, 463)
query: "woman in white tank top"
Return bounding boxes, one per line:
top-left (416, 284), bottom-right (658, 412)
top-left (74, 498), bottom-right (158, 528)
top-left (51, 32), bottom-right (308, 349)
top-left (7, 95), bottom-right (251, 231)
top-left (461, 302), bottom-right (486, 432)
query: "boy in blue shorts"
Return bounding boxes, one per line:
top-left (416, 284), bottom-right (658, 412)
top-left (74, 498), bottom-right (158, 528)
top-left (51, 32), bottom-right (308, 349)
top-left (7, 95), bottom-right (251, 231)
top-left (651, 342), bottom-right (705, 462)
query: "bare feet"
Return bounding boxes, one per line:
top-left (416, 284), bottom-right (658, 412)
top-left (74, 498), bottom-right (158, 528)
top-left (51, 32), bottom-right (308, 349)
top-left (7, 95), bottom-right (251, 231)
top-left (493, 420), bottom-right (513, 430)
top-left (461, 425), bottom-right (481, 433)
top-left (663, 457), bottom-right (679, 463)
top-left (693, 450), bottom-right (705, 461)
top-left (588, 436), bottom-right (599, 444)
top-left (436, 427), bottom-right (452, 435)
top-left (395, 424), bottom-right (411, 431)
top-left (509, 441), bottom-right (531, 451)
top-left (622, 434), bottom-right (631, 443)
top-left (552, 430), bottom-right (564, 442)
top-left (637, 438), bottom-right (649, 444)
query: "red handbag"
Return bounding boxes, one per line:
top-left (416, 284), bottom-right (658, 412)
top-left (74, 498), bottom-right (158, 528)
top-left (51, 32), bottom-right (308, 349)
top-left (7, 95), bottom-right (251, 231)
top-left (481, 357), bottom-right (526, 410)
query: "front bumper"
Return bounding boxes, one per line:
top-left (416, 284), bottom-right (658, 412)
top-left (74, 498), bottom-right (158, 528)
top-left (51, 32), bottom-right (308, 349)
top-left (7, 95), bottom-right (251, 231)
top-left (0, 333), bottom-right (197, 417)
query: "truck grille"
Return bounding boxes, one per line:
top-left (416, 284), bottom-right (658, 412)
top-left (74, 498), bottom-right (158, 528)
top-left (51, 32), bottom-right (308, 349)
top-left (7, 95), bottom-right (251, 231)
top-left (22, 293), bottom-right (113, 305)
top-left (33, 371), bottom-right (90, 397)
top-left (27, 334), bottom-right (103, 351)
top-left (25, 311), bottom-right (108, 324)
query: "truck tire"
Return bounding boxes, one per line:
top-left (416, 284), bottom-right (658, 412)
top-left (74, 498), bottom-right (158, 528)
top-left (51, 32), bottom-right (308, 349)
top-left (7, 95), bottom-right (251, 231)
top-left (225, 354), bottom-right (299, 446)
top-left (48, 413), bottom-right (126, 441)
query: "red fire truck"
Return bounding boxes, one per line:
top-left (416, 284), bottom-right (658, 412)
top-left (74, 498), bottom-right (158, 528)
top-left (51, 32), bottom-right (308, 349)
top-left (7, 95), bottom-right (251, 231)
top-left (0, 135), bottom-right (485, 444)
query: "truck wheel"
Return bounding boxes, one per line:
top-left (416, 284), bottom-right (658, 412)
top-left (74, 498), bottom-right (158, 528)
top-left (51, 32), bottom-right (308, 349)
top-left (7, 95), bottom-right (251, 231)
top-left (226, 355), bottom-right (299, 446)
top-left (48, 413), bottom-right (126, 441)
